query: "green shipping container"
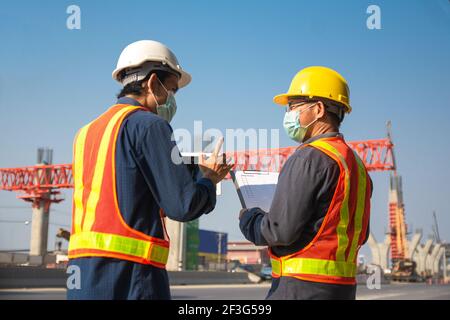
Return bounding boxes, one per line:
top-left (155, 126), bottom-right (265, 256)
top-left (185, 220), bottom-right (199, 270)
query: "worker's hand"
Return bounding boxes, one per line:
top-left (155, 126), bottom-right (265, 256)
top-left (199, 137), bottom-right (233, 185)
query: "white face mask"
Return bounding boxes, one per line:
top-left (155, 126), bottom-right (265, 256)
top-left (283, 103), bottom-right (318, 142)
top-left (151, 77), bottom-right (177, 123)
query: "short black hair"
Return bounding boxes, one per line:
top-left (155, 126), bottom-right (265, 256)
top-left (117, 69), bottom-right (173, 99)
top-left (325, 109), bottom-right (343, 129)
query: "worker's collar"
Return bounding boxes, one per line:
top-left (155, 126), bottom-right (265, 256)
top-left (117, 96), bottom-right (144, 107)
top-left (302, 132), bottom-right (343, 145)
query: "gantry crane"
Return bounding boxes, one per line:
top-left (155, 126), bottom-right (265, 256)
top-left (0, 130), bottom-right (400, 262)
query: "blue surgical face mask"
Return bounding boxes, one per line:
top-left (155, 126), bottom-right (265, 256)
top-left (283, 103), bottom-right (318, 142)
top-left (152, 78), bottom-right (177, 123)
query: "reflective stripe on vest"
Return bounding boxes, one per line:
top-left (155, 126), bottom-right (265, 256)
top-left (271, 257), bottom-right (357, 278)
top-left (73, 124), bottom-right (91, 234)
top-left (347, 153), bottom-right (367, 263)
top-left (69, 231), bottom-right (169, 265)
top-left (69, 105), bottom-right (170, 267)
top-left (270, 138), bottom-right (369, 283)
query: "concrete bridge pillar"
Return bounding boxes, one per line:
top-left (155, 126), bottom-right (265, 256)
top-left (432, 247), bottom-right (445, 276)
top-left (415, 239), bottom-right (433, 275)
top-left (407, 232), bottom-right (422, 260)
top-left (427, 244), bottom-right (441, 275)
top-left (368, 233), bottom-right (391, 270)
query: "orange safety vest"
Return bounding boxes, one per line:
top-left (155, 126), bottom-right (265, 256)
top-left (269, 136), bottom-right (371, 285)
top-left (68, 104), bottom-right (170, 268)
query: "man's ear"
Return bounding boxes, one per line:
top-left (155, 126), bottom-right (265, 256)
top-left (146, 73), bottom-right (160, 96)
top-left (316, 101), bottom-right (326, 118)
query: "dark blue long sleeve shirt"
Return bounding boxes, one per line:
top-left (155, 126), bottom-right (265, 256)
top-left (67, 97), bottom-right (216, 300)
top-left (239, 132), bottom-right (372, 299)
top-left (239, 132), bottom-right (372, 257)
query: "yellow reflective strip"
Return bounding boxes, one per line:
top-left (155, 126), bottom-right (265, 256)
top-left (73, 125), bottom-right (91, 234)
top-left (270, 258), bottom-right (282, 276)
top-left (347, 152), bottom-right (367, 263)
top-left (82, 106), bottom-right (138, 231)
top-left (283, 257), bottom-right (356, 278)
top-left (149, 243), bottom-right (170, 265)
top-left (68, 231), bottom-right (152, 260)
top-left (310, 140), bottom-right (350, 262)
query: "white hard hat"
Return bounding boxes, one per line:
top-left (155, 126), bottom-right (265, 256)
top-left (112, 40), bottom-right (191, 88)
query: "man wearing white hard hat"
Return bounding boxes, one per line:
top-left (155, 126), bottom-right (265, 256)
top-left (67, 40), bottom-right (232, 300)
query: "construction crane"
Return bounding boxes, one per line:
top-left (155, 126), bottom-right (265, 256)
top-left (432, 211), bottom-right (441, 243)
top-left (0, 139), bottom-right (396, 194)
top-left (0, 134), bottom-right (397, 259)
top-left (386, 121), bottom-right (418, 282)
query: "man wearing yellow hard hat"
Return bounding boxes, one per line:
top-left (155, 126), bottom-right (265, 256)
top-left (239, 66), bottom-right (373, 300)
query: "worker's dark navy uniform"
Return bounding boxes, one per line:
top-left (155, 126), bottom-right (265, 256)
top-left (240, 132), bottom-right (372, 300)
top-left (67, 97), bottom-right (216, 300)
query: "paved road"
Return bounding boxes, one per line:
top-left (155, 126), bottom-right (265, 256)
top-left (1, 282), bottom-right (449, 300)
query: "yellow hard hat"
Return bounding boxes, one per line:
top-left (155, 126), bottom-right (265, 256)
top-left (273, 66), bottom-right (351, 113)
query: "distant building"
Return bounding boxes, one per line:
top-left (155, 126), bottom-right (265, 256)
top-left (198, 229), bottom-right (228, 271)
top-left (227, 241), bottom-right (269, 265)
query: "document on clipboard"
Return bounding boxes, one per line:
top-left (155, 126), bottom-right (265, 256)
top-left (230, 170), bottom-right (279, 212)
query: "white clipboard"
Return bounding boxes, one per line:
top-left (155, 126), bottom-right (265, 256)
top-left (230, 170), bottom-right (279, 212)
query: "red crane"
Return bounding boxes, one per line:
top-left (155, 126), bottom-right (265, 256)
top-left (0, 138), bottom-right (395, 200)
top-left (0, 164), bottom-right (72, 209)
top-left (0, 132), bottom-right (405, 267)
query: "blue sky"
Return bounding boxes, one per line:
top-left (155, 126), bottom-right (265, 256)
top-left (0, 1), bottom-right (449, 260)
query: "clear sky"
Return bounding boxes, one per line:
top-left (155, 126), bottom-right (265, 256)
top-left (1, 1), bottom-right (449, 261)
